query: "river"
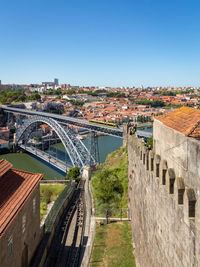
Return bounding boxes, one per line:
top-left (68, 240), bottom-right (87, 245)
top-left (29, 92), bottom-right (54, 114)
top-left (0, 135), bottom-right (123, 180)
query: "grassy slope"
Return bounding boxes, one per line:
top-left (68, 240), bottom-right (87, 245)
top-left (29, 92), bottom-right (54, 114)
top-left (40, 184), bottom-right (65, 220)
top-left (90, 221), bottom-right (136, 267)
top-left (91, 146), bottom-right (128, 217)
top-left (104, 146), bottom-right (128, 209)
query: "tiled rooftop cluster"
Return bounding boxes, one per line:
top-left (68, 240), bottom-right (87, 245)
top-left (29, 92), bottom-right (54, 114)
top-left (2, 81), bottom-right (200, 125)
top-left (36, 89), bottom-right (199, 123)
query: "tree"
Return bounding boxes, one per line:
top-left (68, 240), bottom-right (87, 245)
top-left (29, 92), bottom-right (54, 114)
top-left (92, 169), bottom-right (123, 205)
top-left (30, 93), bottom-right (41, 101)
top-left (146, 135), bottom-right (153, 148)
top-left (66, 166), bottom-right (80, 186)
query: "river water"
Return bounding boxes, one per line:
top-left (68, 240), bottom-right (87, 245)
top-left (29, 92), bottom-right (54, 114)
top-left (0, 135), bottom-right (122, 180)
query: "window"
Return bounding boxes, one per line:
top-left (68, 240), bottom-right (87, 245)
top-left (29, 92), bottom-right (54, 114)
top-left (8, 235), bottom-right (13, 261)
top-left (22, 215), bottom-right (26, 234)
top-left (33, 198), bottom-right (36, 214)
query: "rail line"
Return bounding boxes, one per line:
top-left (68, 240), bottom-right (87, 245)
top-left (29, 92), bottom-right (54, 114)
top-left (44, 180), bottom-right (85, 267)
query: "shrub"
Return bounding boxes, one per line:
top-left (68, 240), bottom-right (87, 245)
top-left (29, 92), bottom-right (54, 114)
top-left (66, 167), bottom-right (80, 186)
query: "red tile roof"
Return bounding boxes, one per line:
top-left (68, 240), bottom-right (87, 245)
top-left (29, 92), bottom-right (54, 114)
top-left (0, 160), bottom-right (43, 237)
top-left (0, 159), bottom-right (13, 178)
top-left (156, 107), bottom-right (200, 138)
top-left (0, 139), bottom-right (9, 144)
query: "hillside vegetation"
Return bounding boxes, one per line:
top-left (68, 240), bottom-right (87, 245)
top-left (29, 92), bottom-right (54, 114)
top-left (91, 146), bottom-right (128, 217)
top-left (40, 184), bottom-right (65, 220)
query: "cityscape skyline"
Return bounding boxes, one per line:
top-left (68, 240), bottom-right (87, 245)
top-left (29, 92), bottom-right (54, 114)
top-left (1, 0), bottom-right (200, 87)
top-left (1, 77), bottom-right (200, 89)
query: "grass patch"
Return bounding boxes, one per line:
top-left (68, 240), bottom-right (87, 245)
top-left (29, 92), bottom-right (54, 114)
top-left (90, 221), bottom-right (135, 267)
top-left (40, 184), bottom-right (65, 220)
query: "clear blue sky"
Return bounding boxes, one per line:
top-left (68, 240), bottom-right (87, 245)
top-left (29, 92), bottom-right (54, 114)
top-left (1, 0), bottom-right (200, 87)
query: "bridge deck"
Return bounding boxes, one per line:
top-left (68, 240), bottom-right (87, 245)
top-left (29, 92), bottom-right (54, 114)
top-left (1, 105), bottom-right (123, 138)
top-left (20, 145), bottom-right (69, 173)
top-left (1, 105), bottom-right (152, 139)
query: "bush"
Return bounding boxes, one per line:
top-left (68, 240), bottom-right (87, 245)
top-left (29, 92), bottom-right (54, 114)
top-left (146, 136), bottom-right (153, 148)
top-left (66, 167), bottom-right (80, 186)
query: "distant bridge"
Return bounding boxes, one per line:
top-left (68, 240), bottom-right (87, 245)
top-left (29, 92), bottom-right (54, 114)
top-left (1, 105), bottom-right (123, 138)
top-left (1, 105), bottom-right (152, 172)
top-left (15, 116), bottom-right (95, 172)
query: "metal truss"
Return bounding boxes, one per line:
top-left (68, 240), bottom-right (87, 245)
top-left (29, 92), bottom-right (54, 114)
top-left (3, 106), bottom-right (123, 138)
top-left (15, 116), bottom-right (96, 169)
top-left (89, 131), bottom-right (100, 165)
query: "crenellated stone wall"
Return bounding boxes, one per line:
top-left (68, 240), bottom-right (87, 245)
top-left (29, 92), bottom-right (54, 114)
top-left (128, 129), bottom-right (200, 267)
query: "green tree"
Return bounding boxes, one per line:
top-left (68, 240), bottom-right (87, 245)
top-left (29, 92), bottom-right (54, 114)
top-left (146, 135), bottom-right (153, 148)
top-left (134, 100), bottom-right (165, 107)
top-left (92, 169), bottom-right (123, 205)
top-left (66, 166), bottom-right (80, 186)
top-left (66, 89), bottom-right (76, 95)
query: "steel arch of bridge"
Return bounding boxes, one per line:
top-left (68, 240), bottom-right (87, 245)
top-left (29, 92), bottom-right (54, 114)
top-left (15, 116), bottom-right (96, 169)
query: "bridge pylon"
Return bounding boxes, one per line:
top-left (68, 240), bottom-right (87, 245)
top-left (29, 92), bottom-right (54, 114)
top-left (89, 131), bottom-right (100, 166)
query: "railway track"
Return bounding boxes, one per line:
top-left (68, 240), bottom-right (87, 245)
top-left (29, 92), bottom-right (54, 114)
top-left (44, 180), bottom-right (85, 267)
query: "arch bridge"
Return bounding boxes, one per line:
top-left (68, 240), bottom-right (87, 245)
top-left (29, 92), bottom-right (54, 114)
top-left (15, 116), bottom-right (95, 172)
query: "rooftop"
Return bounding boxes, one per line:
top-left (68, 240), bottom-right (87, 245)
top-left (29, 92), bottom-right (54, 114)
top-left (156, 107), bottom-right (200, 138)
top-left (0, 159), bottom-right (43, 237)
top-left (0, 139), bottom-right (9, 144)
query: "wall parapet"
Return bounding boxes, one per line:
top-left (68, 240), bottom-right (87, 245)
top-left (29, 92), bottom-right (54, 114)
top-left (128, 134), bottom-right (197, 221)
top-left (128, 133), bottom-right (200, 267)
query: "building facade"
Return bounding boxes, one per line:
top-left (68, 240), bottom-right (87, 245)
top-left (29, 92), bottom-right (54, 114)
top-left (0, 159), bottom-right (43, 267)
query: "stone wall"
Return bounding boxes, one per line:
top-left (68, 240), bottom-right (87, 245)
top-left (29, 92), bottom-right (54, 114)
top-left (154, 119), bottom-right (200, 190)
top-left (128, 133), bottom-right (200, 267)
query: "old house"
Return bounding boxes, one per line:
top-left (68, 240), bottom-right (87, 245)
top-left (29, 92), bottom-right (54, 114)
top-left (0, 159), bottom-right (43, 267)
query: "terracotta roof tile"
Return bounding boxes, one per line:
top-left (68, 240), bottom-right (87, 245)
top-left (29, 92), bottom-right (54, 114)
top-left (0, 159), bottom-right (13, 178)
top-left (0, 139), bottom-right (9, 144)
top-left (0, 161), bottom-right (43, 237)
top-left (156, 107), bottom-right (200, 137)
